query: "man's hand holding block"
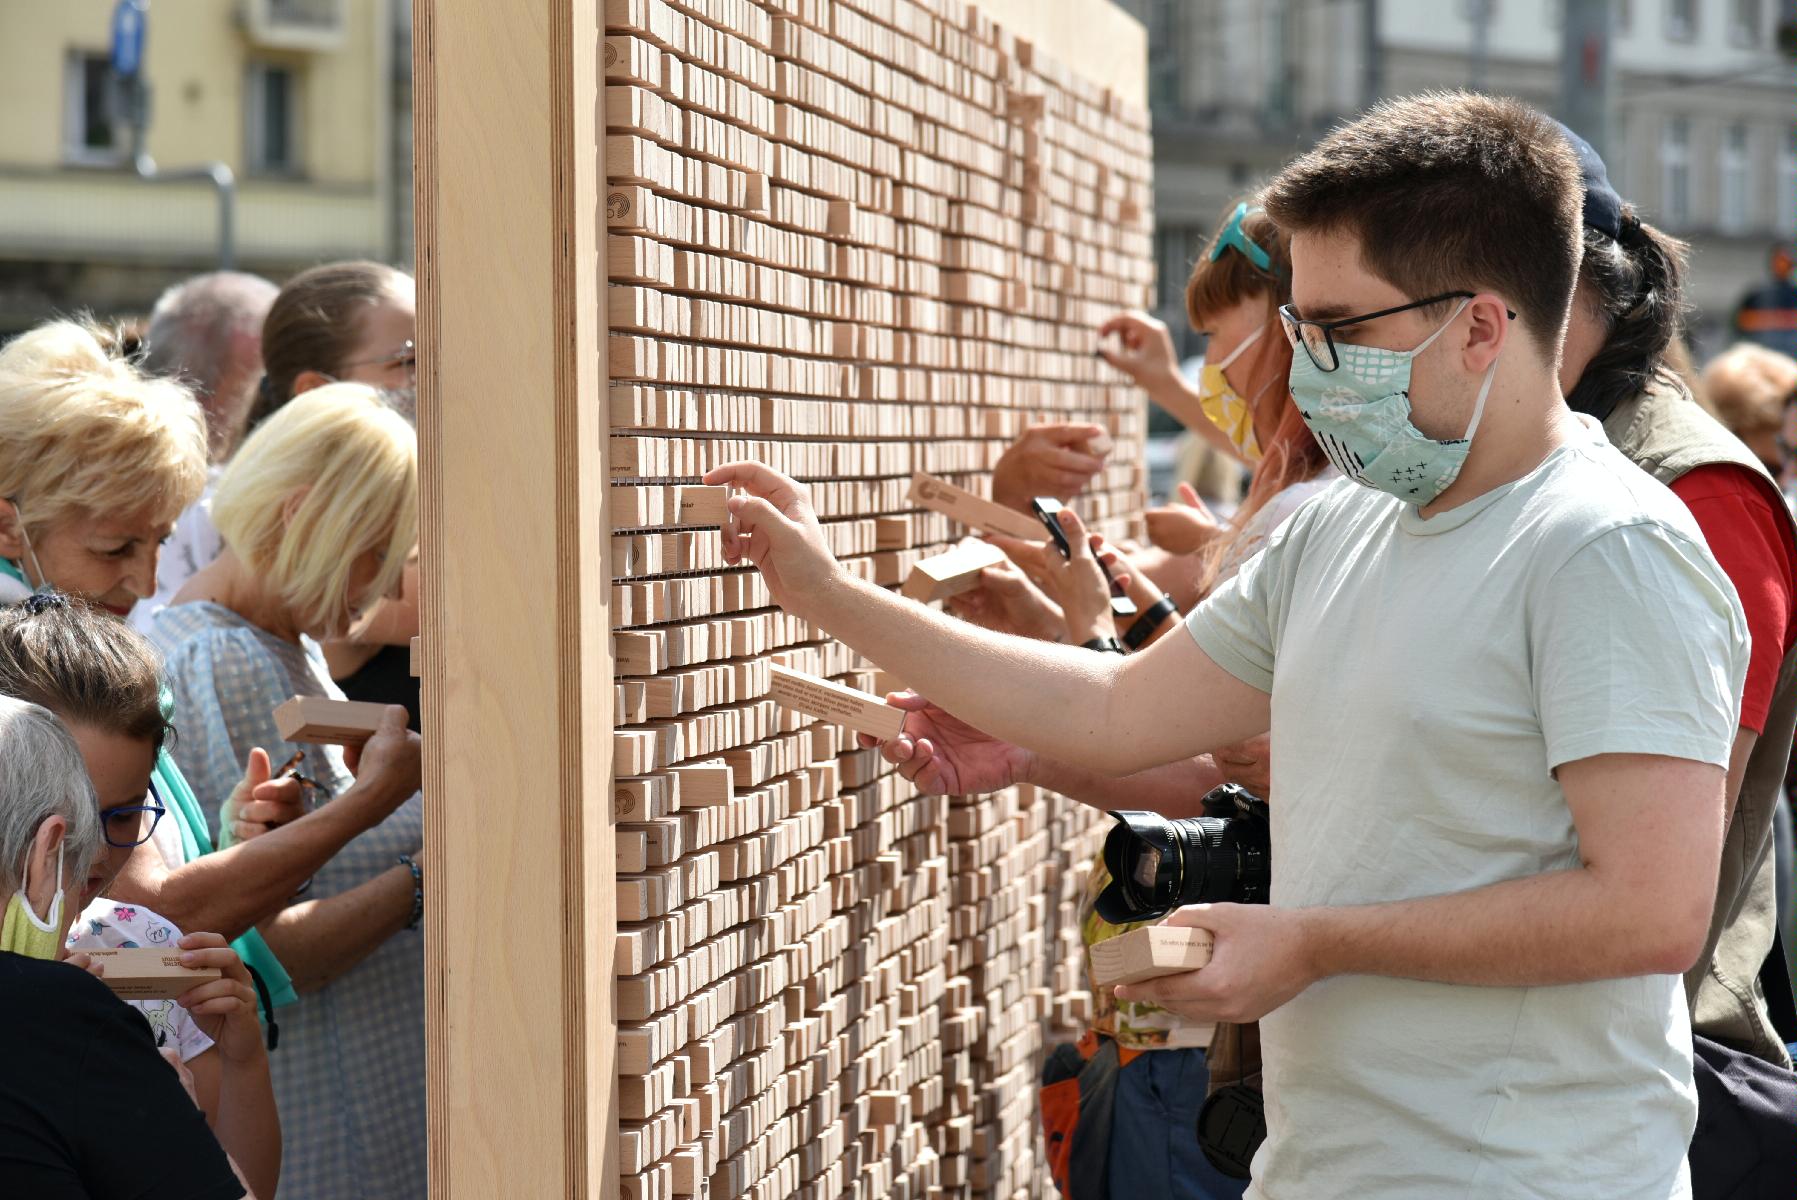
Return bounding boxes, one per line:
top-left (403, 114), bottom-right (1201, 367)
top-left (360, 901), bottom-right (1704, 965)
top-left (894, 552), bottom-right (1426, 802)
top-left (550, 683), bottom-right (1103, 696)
top-left (274, 697), bottom-right (392, 746)
top-left (908, 471), bottom-right (1043, 540)
top-left (87, 948), bottom-right (224, 1001)
top-left (1088, 925), bottom-right (1214, 987)
top-left (767, 665), bottom-right (906, 741)
top-left (901, 540), bottom-right (1007, 603)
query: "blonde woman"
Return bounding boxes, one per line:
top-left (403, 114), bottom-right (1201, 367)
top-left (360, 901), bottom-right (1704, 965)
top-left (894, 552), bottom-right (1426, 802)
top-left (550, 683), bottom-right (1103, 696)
top-left (154, 382), bottom-right (424, 1200)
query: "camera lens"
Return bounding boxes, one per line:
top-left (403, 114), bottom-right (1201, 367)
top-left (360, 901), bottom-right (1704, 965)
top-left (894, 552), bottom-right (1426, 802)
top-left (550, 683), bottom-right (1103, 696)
top-left (1093, 788), bottom-right (1271, 923)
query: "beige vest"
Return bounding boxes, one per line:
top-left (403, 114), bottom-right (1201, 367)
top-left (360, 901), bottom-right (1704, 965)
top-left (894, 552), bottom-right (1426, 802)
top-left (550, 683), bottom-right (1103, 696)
top-left (1604, 379), bottom-right (1796, 1066)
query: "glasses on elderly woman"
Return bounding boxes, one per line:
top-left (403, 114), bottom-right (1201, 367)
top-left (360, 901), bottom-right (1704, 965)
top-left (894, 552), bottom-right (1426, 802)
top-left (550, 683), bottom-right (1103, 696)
top-left (341, 340), bottom-right (417, 380)
top-left (102, 781), bottom-right (167, 849)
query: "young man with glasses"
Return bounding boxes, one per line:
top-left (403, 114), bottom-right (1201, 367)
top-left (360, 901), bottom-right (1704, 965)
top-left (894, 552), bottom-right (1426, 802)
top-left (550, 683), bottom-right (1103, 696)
top-left (708, 92), bottom-right (1744, 1198)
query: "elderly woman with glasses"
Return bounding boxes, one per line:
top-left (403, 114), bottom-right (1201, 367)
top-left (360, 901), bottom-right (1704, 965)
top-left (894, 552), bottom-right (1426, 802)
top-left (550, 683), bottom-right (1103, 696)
top-left (0, 691), bottom-right (269, 1198)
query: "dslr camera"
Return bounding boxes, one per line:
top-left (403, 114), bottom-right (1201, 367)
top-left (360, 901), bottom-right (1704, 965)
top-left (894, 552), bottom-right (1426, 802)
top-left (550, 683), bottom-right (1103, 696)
top-left (1094, 784), bottom-right (1271, 923)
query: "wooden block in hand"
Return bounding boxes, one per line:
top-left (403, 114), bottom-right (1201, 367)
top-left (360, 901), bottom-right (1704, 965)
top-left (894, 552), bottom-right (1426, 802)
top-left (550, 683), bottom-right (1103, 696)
top-left (767, 665), bottom-right (905, 741)
top-left (1088, 925), bottom-right (1213, 987)
top-left (274, 696), bottom-right (392, 746)
top-left (908, 471), bottom-right (1041, 540)
top-left (901, 540), bottom-right (1006, 603)
top-left (87, 947), bottom-right (223, 1000)
top-left (673, 485), bottom-right (727, 526)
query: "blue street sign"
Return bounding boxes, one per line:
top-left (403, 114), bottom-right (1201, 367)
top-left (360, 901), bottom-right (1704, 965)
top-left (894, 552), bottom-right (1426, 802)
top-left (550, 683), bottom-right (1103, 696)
top-left (111, 0), bottom-right (147, 77)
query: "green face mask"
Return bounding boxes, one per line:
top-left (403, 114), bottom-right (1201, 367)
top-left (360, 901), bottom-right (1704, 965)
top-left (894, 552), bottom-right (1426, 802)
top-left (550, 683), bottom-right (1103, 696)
top-left (1, 849), bottom-right (65, 961)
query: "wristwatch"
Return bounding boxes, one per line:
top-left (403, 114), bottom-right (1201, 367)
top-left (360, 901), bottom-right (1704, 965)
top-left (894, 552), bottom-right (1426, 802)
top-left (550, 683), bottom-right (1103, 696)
top-left (1122, 595), bottom-right (1181, 650)
top-left (1081, 635), bottom-right (1127, 654)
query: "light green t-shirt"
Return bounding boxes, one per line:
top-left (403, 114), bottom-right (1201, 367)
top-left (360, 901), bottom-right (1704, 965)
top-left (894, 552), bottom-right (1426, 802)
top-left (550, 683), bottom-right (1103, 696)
top-left (1187, 420), bottom-right (1746, 1200)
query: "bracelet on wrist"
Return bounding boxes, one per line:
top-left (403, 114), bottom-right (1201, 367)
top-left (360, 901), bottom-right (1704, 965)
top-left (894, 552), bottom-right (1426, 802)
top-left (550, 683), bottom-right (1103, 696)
top-left (1122, 595), bottom-right (1181, 650)
top-left (398, 854), bottom-right (423, 930)
top-left (1081, 635), bottom-right (1127, 654)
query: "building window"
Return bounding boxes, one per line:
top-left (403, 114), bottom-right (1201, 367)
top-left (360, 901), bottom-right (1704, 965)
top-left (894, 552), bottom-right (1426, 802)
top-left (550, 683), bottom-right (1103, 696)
top-left (245, 62), bottom-right (299, 174)
top-left (1720, 124), bottom-right (1751, 234)
top-left (1661, 116), bottom-right (1690, 227)
top-left (1730, 0), bottom-right (1761, 46)
top-left (1778, 128), bottom-right (1797, 237)
top-left (1666, 0), bottom-right (1696, 40)
top-left (63, 50), bottom-right (121, 164)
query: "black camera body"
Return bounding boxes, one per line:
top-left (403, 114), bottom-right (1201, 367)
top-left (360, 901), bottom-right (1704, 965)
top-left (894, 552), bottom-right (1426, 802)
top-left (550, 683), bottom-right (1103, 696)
top-left (1094, 784), bottom-right (1270, 924)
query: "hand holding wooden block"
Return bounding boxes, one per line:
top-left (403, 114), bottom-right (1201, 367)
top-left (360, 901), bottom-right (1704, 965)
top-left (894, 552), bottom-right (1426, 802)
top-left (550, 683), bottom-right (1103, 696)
top-left (274, 696), bottom-right (393, 746)
top-left (901, 540), bottom-right (1007, 603)
top-left (86, 947), bottom-right (224, 1000)
top-left (767, 664), bottom-right (905, 740)
top-left (1088, 925), bottom-right (1214, 987)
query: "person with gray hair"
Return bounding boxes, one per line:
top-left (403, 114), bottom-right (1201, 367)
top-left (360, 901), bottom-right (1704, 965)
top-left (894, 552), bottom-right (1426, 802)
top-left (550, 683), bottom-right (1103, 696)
top-left (134, 271), bottom-right (278, 637)
top-left (143, 271), bottom-right (279, 464)
top-left (0, 694), bottom-right (99, 920)
top-left (0, 694), bottom-right (259, 1197)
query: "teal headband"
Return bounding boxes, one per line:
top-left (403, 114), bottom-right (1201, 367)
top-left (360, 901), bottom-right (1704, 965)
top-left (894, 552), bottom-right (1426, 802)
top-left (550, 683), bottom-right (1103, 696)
top-left (1208, 202), bottom-right (1273, 272)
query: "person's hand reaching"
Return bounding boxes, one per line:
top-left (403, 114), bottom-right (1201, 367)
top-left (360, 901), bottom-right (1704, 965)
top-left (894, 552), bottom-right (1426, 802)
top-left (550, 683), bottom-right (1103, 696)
top-left (946, 559), bottom-right (1066, 642)
top-left (856, 692), bottom-right (1036, 797)
top-left (988, 507), bottom-right (1118, 645)
top-left (1096, 311), bottom-right (1182, 397)
top-left (990, 423), bottom-right (1110, 512)
top-left (1144, 482), bottom-right (1227, 555)
top-left (220, 749), bottom-right (306, 847)
top-left (704, 462), bottom-right (847, 622)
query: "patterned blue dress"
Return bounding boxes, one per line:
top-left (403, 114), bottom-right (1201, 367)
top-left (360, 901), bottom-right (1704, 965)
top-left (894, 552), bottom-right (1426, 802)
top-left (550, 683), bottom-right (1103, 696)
top-left (151, 601), bottom-right (424, 1200)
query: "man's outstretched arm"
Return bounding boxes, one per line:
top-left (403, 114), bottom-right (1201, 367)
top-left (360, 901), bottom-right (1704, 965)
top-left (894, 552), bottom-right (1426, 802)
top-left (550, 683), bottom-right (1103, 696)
top-left (706, 461), bottom-right (1271, 775)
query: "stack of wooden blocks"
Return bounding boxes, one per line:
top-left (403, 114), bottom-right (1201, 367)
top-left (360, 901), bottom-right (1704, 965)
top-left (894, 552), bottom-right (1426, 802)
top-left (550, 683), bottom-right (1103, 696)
top-left (606, 0), bottom-right (1152, 1196)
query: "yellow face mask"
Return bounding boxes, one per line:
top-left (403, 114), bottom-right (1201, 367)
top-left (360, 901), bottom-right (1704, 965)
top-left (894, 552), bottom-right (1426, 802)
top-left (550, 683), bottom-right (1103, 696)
top-left (1, 847), bottom-right (64, 961)
top-left (1198, 323), bottom-right (1270, 464)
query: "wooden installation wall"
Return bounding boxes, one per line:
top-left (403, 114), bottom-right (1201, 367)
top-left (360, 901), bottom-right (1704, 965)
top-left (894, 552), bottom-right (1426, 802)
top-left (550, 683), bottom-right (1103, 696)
top-left (416, 1), bottom-right (1150, 1197)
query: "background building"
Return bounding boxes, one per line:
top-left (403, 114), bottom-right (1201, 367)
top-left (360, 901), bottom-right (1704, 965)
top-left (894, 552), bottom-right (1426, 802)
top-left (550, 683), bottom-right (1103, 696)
top-left (0, 0), bottom-right (412, 334)
top-left (1122, 0), bottom-right (1796, 361)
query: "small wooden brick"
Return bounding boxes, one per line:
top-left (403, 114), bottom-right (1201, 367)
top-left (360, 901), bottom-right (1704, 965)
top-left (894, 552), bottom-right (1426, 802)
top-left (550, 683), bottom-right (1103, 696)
top-left (767, 664), bottom-right (905, 741)
top-left (900, 540), bottom-right (1006, 604)
top-left (1088, 926), bottom-right (1214, 988)
top-left (87, 947), bottom-right (223, 1000)
top-left (674, 485), bottom-right (728, 525)
top-left (273, 696), bottom-right (391, 746)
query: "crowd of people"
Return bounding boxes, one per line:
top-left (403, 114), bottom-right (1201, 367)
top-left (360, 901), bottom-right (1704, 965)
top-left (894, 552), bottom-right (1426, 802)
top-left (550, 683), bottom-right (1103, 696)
top-left (0, 261), bottom-right (422, 1198)
top-left (711, 93), bottom-right (1797, 1199)
top-left (1, 85), bottom-right (1794, 1200)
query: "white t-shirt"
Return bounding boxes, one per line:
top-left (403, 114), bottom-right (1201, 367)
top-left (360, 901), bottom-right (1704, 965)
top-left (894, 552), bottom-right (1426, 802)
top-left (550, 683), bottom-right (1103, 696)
top-left (1186, 419), bottom-right (1746, 1200)
top-left (66, 899), bottom-right (215, 1064)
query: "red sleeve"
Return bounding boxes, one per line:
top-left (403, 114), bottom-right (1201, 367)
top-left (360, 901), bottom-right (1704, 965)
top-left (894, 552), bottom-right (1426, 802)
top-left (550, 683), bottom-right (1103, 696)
top-left (1668, 463), bottom-right (1797, 734)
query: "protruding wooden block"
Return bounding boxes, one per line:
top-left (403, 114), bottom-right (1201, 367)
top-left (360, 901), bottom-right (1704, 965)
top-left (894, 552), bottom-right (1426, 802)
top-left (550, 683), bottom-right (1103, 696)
top-left (1088, 925), bottom-right (1214, 987)
top-left (273, 696), bottom-right (391, 746)
top-left (674, 485), bottom-right (728, 525)
top-left (669, 759), bottom-right (734, 807)
top-left (900, 540), bottom-right (1006, 603)
top-left (767, 664), bottom-right (905, 741)
top-left (908, 471), bottom-right (1041, 540)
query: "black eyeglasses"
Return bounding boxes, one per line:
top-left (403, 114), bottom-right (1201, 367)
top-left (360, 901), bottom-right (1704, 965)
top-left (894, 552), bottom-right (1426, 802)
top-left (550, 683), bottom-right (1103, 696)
top-left (103, 781), bottom-right (167, 849)
top-left (1279, 291), bottom-right (1513, 374)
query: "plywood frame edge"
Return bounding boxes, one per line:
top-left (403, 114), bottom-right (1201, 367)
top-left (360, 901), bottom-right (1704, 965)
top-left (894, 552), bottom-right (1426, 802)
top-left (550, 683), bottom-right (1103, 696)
top-left (418, 1), bottom-right (616, 1196)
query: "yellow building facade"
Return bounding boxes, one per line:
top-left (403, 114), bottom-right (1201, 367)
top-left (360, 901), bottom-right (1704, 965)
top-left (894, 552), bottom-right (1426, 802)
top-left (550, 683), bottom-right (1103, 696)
top-left (0, 0), bottom-right (404, 331)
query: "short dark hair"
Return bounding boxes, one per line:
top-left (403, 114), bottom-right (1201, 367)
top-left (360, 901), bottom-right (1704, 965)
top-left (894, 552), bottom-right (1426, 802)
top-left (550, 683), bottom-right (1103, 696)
top-left (0, 596), bottom-right (171, 754)
top-left (1262, 91), bottom-right (1583, 356)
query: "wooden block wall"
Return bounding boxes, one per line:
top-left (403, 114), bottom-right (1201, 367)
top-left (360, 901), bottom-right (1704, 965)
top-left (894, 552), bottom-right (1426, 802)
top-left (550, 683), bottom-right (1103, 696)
top-left (603, 1), bottom-right (1152, 1197)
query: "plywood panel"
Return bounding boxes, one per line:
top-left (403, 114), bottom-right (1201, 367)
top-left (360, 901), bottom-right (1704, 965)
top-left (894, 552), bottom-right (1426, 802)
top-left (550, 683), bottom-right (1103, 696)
top-left (416, 0), bottom-right (615, 1196)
